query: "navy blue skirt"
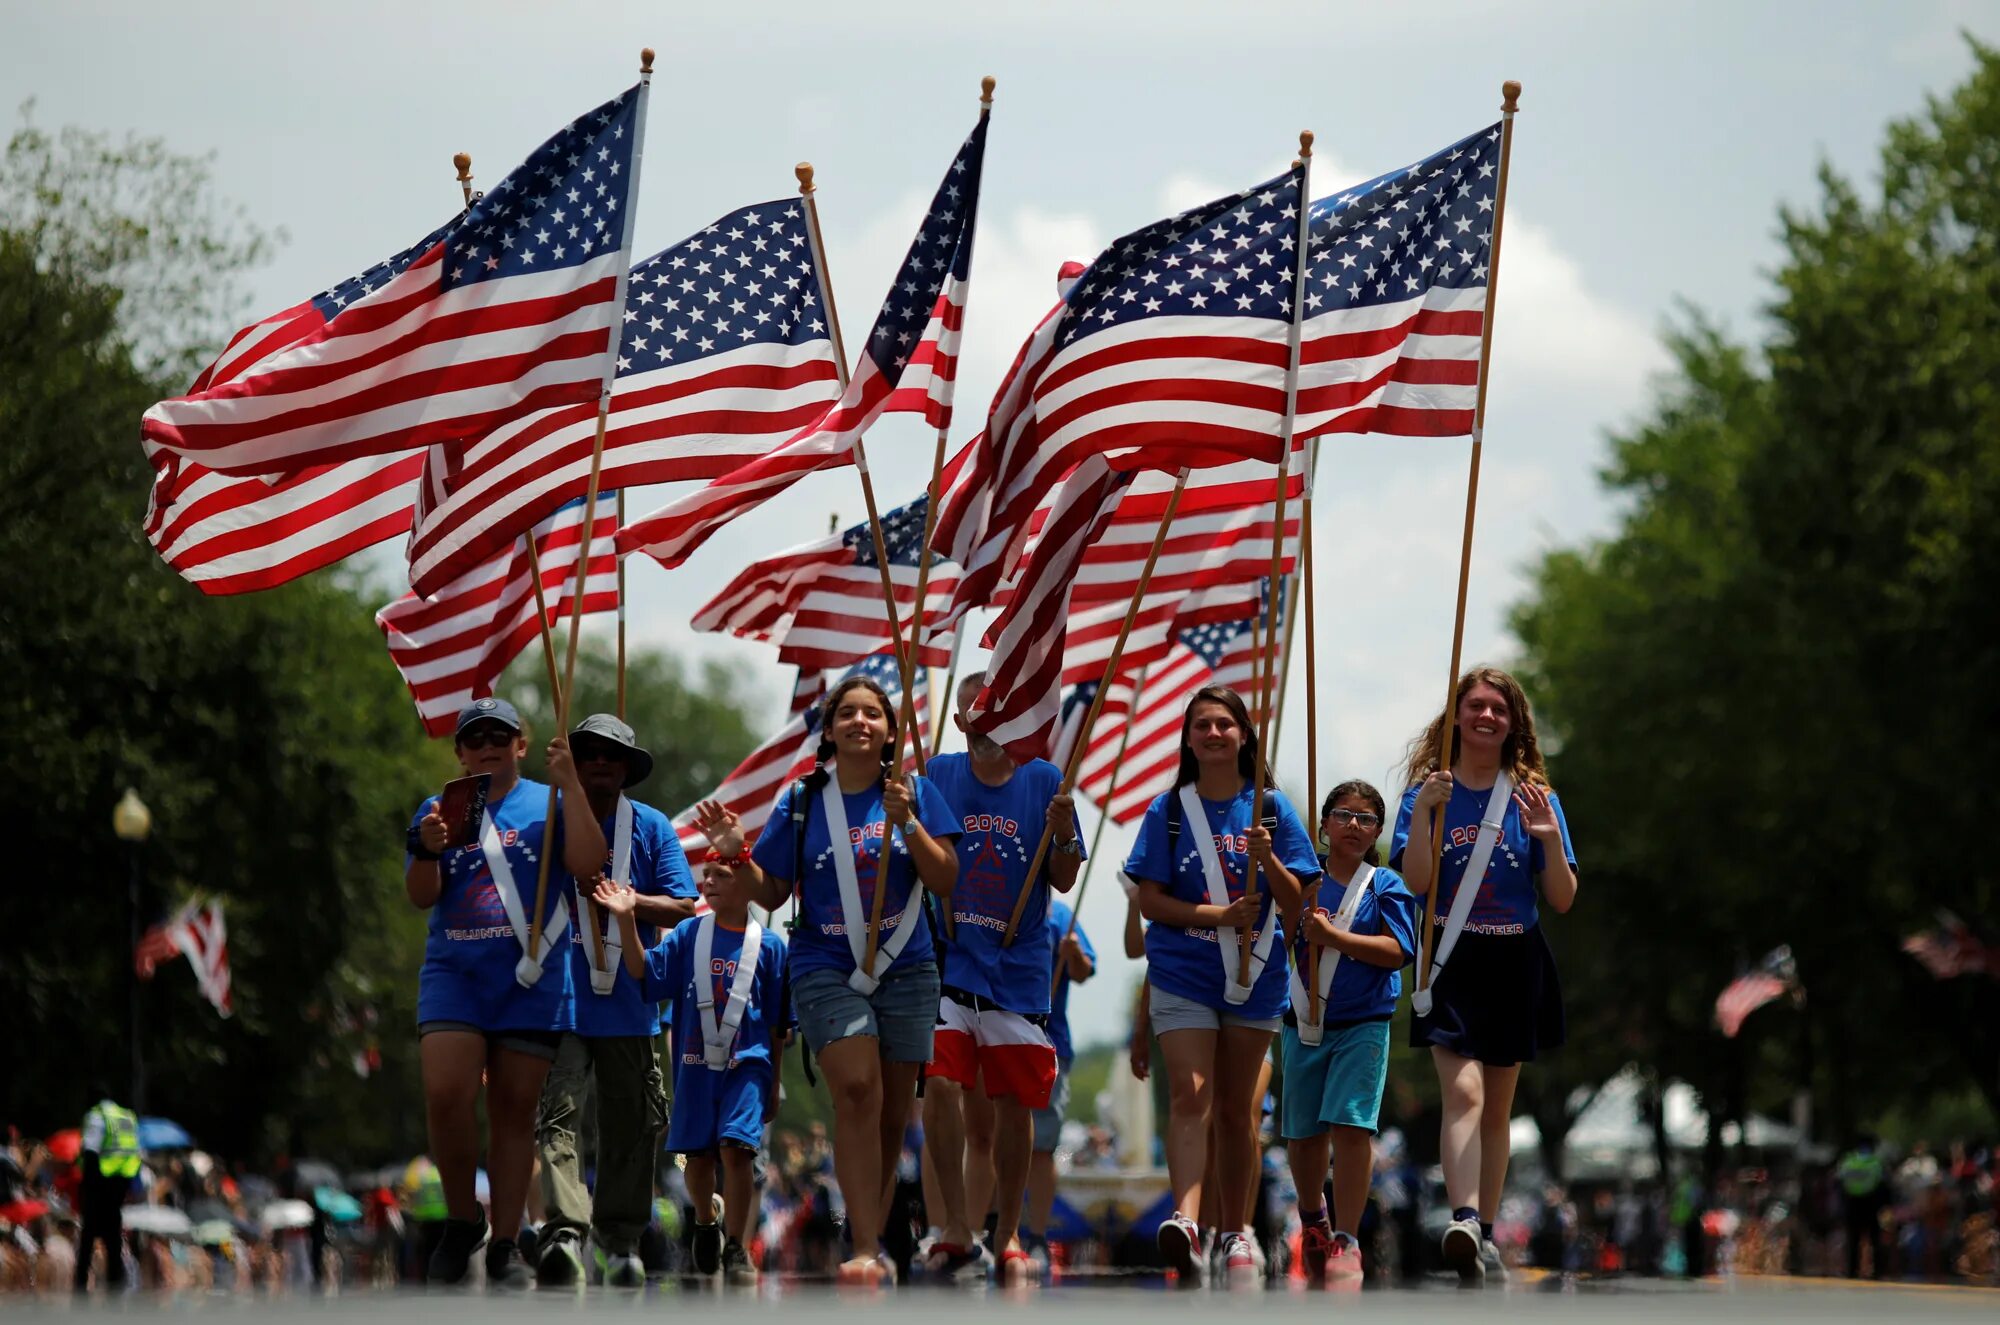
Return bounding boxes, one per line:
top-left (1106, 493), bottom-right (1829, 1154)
top-left (1408, 923), bottom-right (1565, 1067)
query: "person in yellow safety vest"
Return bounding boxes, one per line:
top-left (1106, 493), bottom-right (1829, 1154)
top-left (401, 1157), bottom-right (450, 1283)
top-left (74, 1097), bottom-right (139, 1292)
top-left (1838, 1133), bottom-right (1889, 1279)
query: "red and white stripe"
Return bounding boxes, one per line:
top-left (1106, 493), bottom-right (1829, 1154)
top-left (1052, 579), bottom-right (1262, 689)
top-left (1073, 647), bottom-right (1214, 824)
top-left (376, 499), bottom-right (618, 737)
top-left (137, 900), bottom-right (233, 1017)
top-left (880, 280), bottom-right (968, 429)
top-left (1295, 284), bottom-right (1485, 440)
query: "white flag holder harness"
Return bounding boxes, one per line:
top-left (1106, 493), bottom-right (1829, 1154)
top-left (477, 806), bottom-right (570, 990)
top-left (821, 771), bottom-right (924, 996)
top-left (1180, 785), bottom-right (1279, 1006)
top-left (583, 796), bottom-right (634, 996)
top-left (691, 913), bottom-right (763, 1070)
top-left (1411, 772), bottom-right (1513, 1016)
top-left (1288, 863), bottom-right (1375, 1046)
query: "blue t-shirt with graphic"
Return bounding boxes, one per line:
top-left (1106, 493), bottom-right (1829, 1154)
top-left (1047, 897), bottom-right (1095, 1062)
top-left (640, 915), bottom-right (789, 1072)
top-left (751, 773), bottom-right (960, 980)
top-left (1389, 778), bottom-right (1576, 934)
top-left (1123, 784), bottom-right (1322, 1020)
top-left (569, 798), bottom-right (697, 1038)
top-left (1288, 863), bottom-right (1419, 1024)
top-left (410, 777), bottom-right (572, 1032)
top-left (928, 753), bottom-right (1084, 1015)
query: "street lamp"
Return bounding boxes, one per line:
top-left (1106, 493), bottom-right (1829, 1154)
top-left (113, 789), bottom-right (151, 1112)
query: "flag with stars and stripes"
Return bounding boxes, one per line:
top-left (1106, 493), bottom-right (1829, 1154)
top-left (142, 83), bottom-right (647, 479)
top-left (1296, 123), bottom-right (1501, 440)
top-left (376, 493), bottom-right (618, 737)
top-left (691, 495), bottom-right (959, 671)
top-left (672, 652), bottom-right (929, 853)
top-left (405, 196), bottom-right (842, 595)
top-left (619, 110), bottom-right (991, 570)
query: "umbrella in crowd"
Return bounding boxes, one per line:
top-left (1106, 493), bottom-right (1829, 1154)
top-left (137, 1116), bottom-right (194, 1151)
top-left (122, 1205), bottom-right (194, 1237)
top-left (44, 1130), bottom-right (81, 1164)
top-left (260, 1199), bottom-right (316, 1233)
top-left (314, 1186), bottom-right (363, 1223)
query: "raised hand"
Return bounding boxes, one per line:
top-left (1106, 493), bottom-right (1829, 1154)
top-left (694, 799), bottom-right (745, 857)
top-left (1515, 781), bottom-right (1562, 841)
top-left (591, 877), bottom-right (638, 916)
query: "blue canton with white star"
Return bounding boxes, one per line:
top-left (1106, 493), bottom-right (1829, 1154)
top-left (862, 115), bottom-right (989, 379)
top-left (1057, 166), bottom-right (1304, 348)
top-left (1179, 615), bottom-right (1258, 670)
top-left (1304, 123), bottom-right (1500, 313)
top-left (842, 495), bottom-right (938, 569)
top-left (617, 197), bottom-right (828, 376)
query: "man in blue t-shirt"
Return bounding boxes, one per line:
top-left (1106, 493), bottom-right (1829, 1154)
top-left (534, 714), bottom-right (699, 1288)
top-left (1023, 898), bottom-right (1095, 1270)
top-left (921, 677), bottom-right (1083, 1282)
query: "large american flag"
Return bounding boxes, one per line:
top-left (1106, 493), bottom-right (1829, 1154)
top-left (141, 84), bottom-right (647, 477)
top-left (376, 494), bottom-right (618, 737)
top-left (1714, 945), bottom-right (1800, 1039)
top-left (1295, 123), bottom-right (1502, 441)
top-left (619, 111), bottom-right (990, 569)
top-left (405, 197), bottom-right (842, 595)
top-left (692, 495), bottom-right (958, 671)
top-left (672, 652), bottom-right (928, 852)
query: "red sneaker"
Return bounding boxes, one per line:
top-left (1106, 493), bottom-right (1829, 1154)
top-left (1301, 1221), bottom-right (1333, 1282)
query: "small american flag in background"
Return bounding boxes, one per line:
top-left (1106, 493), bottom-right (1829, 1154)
top-left (406, 196), bottom-right (841, 596)
top-left (142, 84), bottom-right (644, 477)
top-left (136, 899), bottom-right (232, 1018)
top-left (692, 495), bottom-right (958, 671)
top-left (619, 111), bottom-right (991, 570)
top-left (1714, 945), bottom-right (1800, 1038)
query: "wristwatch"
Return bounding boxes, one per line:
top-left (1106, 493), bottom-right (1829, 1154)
top-left (1052, 835), bottom-right (1082, 858)
top-left (405, 823), bottom-right (441, 861)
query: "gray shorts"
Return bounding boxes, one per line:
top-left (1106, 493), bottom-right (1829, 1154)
top-left (1146, 983), bottom-right (1283, 1037)
top-left (1031, 1063), bottom-right (1072, 1152)
top-left (418, 1020), bottom-right (562, 1061)
top-left (792, 960), bottom-right (941, 1063)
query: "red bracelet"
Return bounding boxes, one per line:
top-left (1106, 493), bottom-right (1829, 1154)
top-left (703, 847), bottom-right (751, 867)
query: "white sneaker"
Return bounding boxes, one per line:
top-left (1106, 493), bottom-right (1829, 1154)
top-left (1480, 1237), bottom-right (1508, 1283)
top-left (1220, 1232), bottom-right (1258, 1281)
top-left (1157, 1212), bottom-right (1204, 1285)
top-left (603, 1252), bottom-right (645, 1288)
top-left (1441, 1217), bottom-right (1484, 1286)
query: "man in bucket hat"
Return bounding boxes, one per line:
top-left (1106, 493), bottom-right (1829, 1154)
top-left (534, 714), bottom-right (699, 1288)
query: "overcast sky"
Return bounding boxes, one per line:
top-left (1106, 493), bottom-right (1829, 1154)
top-left (9, 1), bottom-right (1994, 1049)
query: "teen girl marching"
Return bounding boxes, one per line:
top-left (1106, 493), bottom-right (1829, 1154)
top-left (1281, 780), bottom-right (1419, 1286)
top-left (692, 675), bottom-right (961, 1285)
top-left (1394, 666), bottom-right (1577, 1286)
top-left (1123, 684), bottom-right (1321, 1285)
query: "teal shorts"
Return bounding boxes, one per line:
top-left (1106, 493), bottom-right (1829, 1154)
top-left (1280, 1018), bottom-right (1391, 1139)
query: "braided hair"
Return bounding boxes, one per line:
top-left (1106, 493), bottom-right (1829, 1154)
top-left (803, 675), bottom-right (900, 794)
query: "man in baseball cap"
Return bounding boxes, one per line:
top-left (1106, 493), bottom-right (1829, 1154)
top-left (534, 714), bottom-right (698, 1288)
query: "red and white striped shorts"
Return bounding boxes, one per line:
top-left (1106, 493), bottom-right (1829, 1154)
top-left (926, 987), bottom-right (1058, 1109)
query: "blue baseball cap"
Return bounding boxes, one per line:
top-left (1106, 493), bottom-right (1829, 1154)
top-left (455, 696), bottom-right (522, 736)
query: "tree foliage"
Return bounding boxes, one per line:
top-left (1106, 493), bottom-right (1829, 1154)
top-left (1511, 40), bottom-right (2000, 1152)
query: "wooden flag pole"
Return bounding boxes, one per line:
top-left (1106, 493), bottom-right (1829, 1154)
top-left (1050, 664), bottom-right (1146, 999)
top-left (1300, 444), bottom-right (1326, 1023)
top-left (1238, 131), bottom-right (1314, 989)
top-left (1417, 81), bottom-right (1521, 999)
top-left (616, 487), bottom-right (627, 721)
top-left (1268, 566), bottom-right (1303, 753)
top-left (528, 47), bottom-right (654, 966)
top-left (931, 627), bottom-right (965, 759)
top-left (1000, 469), bottom-right (1190, 949)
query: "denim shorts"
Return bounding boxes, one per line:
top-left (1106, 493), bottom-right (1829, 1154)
top-left (1031, 1063), bottom-right (1072, 1152)
top-left (791, 960), bottom-right (941, 1062)
top-left (418, 1020), bottom-right (562, 1062)
top-left (1147, 982), bottom-right (1283, 1036)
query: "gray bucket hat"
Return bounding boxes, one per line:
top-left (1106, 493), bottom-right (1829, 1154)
top-left (569, 713), bottom-right (654, 788)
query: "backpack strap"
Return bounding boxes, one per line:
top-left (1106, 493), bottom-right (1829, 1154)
top-left (786, 776), bottom-right (811, 934)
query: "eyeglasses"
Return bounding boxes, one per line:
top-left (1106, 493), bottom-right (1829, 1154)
top-left (457, 726), bottom-right (518, 750)
top-left (1325, 808), bottom-right (1382, 831)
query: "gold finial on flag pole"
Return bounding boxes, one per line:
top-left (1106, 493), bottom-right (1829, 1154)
top-left (454, 153), bottom-right (474, 206)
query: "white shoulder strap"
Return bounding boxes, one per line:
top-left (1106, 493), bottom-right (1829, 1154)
top-left (476, 798), bottom-right (570, 990)
top-left (585, 796), bottom-right (634, 995)
top-left (1288, 863), bottom-right (1374, 1045)
top-left (692, 915), bottom-right (763, 1071)
top-left (1179, 785), bottom-right (1278, 1006)
top-left (820, 772), bottom-right (925, 996)
top-left (1412, 772), bottom-right (1512, 1016)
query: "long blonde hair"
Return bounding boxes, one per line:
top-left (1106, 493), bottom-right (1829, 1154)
top-left (1400, 666), bottom-right (1548, 789)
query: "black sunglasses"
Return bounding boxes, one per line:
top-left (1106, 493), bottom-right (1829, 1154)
top-left (457, 725), bottom-right (518, 750)
top-left (572, 740), bottom-right (627, 764)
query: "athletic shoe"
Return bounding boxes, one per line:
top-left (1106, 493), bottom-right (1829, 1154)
top-left (1480, 1238), bottom-right (1508, 1283)
top-left (1441, 1217), bottom-right (1484, 1287)
top-left (691, 1212), bottom-right (724, 1277)
top-left (426, 1215), bottom-right (489, 1287)
top-left (1157, 1211), bottom-right (1204, 1285)
top-left (485, 1239), bottom-right (533, 1290)
top-left (921, 1240), bottom-right (984, 1280)
top-left (604, 1252), bottom-right (646, 1289)
top-left (722, 1239), bottom-right (758, 1288)
top-left (1300, 1220), bottom-right (1334, 1281)
top-left (1247, 1234), bottom-right (1267, 1280)
top-left (1327, 1234), bottom-right (1364, 1288)
top-left (535, 1233), bottom-right (584, 1288)
top-left (1220, 1232), bottom-right (1258, 1280)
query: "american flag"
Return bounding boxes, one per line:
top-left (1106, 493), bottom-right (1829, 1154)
top-left (376, 494), bottom-right (618, 736)
top-left (1714, 945), bottom-right (1800, 1038)
top-left (672, 652), bottom-right (927, 853)
top-left (141, 84), bottom-right (647, 478)
top-left (619, 111), bottom-right (990, 570)
top-left (1204, 576), bottom-right (1287, 719)
top-left (135, 899), bottom-right (232, 1018)
top-left (405, 196), bottom-right (842, 595)
top-left (1901, 912), bottom-right (1997, 981)
top-left (691, 495), bottom-right (958, 671)
top-left (1296, 123), bottom-right (1502, 441)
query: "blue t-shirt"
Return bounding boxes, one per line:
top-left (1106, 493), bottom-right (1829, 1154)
top-left (1389, 778), bottom-right (1576, 934)
top-left (409, 777), bottom-right (572, 1032)
top-left (751, 773), bottom-right (960, 980)
top-left (1047, 897), bottom-right (1095, 1063)
top-left (1123, 784), bottom-right (1322, 1019)
top-left (1287, 863), bottom-right (1419, 1024)
top-left (928, 753), bottom-right (1084, 1014)
top-left (639, 915), bottom-right (789, 1072)
top-left (569, 798), bottom-right (697, 1038)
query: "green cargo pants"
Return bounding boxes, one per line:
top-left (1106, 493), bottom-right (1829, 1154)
top-left (535, 1032), bottom-right (667, 1256)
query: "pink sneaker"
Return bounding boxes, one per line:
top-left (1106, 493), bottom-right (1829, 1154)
top-left (1301, 1221), bottom-right (1333, 1281)
top-left (1221, 1231), bottom-right (1258, 1278)
top-left (1327, 1235), bottom-right (1363, 1287)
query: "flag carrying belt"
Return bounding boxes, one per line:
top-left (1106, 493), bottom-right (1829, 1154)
top-left (479, 808), bottom-right (570, 989)
top-left (1179, 784), bottom-right (1279, 1006)
top-left (821, 770), bottom-right (925, 996)
top-left (1411, 773), bottom-right (1511, 1017)
top-left (583, 796), bottom-right (634, 995)
top-left (1288, 863), bottom-right (1374, 1046)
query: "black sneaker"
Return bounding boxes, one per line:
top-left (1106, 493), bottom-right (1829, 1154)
top-left (427, 1215), bottom-right (489, 1287)
top-left (721, 1238), bottom-right (758, 1287)
top-left (486, 1238), bottom-right (533, 1290)
top-left (535, 1232), bottom-right (583, 1287)
top-left (691, 1219), bottom-right (723, 1277)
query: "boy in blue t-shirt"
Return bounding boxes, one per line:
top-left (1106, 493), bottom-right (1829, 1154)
top-left (594, 849), bottom-right (787, 1288)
